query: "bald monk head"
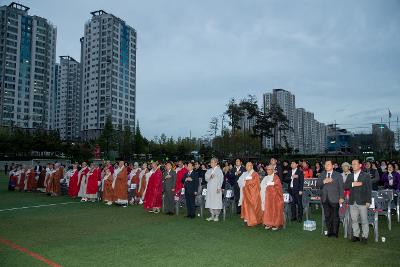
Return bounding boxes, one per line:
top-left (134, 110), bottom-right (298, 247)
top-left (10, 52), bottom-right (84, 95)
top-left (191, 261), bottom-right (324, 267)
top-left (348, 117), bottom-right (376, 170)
top-left (245, 162), bottom-right (253, 172)
top-left (266, 165), bottom-right (274, 176)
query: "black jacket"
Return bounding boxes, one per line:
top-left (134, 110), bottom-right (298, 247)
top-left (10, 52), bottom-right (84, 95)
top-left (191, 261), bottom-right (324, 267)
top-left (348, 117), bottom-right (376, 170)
top-left (228, 166), bottom-right (246, 187)
top-left (317, 170), bottom-right (344, 203)
top-left (182, 170), bottom-right (199, 195)
top-left (284, 168), bottom-right (304, 193)
top-left (273, 164), bottom-right (284, 180)
top-left (344, 171), bottom-right (372, 205)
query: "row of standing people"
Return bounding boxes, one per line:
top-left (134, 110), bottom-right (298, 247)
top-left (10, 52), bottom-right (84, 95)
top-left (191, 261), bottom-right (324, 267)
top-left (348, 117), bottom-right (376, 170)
top-left (7, 158), bottom-right (286, 230)
top-left (7, 157), bottom-right (377, 240)
top-left (8, 163), bottom-right (64, 196)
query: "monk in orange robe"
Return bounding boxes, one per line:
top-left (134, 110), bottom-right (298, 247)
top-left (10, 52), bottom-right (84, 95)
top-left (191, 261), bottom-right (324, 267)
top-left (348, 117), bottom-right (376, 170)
top-left (45, 164), bottom-right (55, 194)
top-left (37, 168), bottom-right (46, 190)
top-left (261, 165), bottom-right (284, 230)
top-left (129, 164), bottom-right (141, 205)
top-left (113, 161), bottom-right (128, 206)
top-left (50, 164), bottom-right (63, 197)
top-left (138, 163), bottom-right (149, 201)
top-left (102, 168), bottom-right (114, 205)
top-left (25, 167), bottom-right (37, 192)
top-left (238, 162), bottom-right (263, 227)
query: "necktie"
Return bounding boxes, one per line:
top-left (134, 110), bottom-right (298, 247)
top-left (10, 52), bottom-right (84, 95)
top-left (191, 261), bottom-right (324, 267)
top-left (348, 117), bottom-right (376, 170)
top-left (328, 172), bottom-right (331, 178)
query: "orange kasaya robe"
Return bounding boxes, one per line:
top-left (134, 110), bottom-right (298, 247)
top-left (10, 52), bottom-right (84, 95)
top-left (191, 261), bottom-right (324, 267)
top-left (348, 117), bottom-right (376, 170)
top-left (138, 170), bottom-right (148, 198)
top-left (26, 170), bottom-right (37, 191)
top-left (113, 167), bottom-right (128, 203)
top-left (130, 169), bottom-right (140, 196)
top-left (50, 168), bottom-right (63, 196)
top-left (262, 174), bottom-right (284, 228)
top-left (17, 172), bottom-right (25, 191)
top-left (241, 171), bottom-right (263, 227)
top-left (102, 174), bottom-right (115, 202)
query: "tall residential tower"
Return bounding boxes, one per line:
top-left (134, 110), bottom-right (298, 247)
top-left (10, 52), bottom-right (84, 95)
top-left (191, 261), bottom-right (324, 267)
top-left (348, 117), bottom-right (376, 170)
top-left (54, 56), bottom-right (81, 141)
top-left (0, 2), bottom-right (56, 129)
top-left (80, 10), bottom-right (137, 140)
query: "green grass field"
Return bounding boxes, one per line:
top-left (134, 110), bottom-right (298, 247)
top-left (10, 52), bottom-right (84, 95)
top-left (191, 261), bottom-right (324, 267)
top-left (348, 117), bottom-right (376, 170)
top-left (0, 174), bottom-right (399, 267)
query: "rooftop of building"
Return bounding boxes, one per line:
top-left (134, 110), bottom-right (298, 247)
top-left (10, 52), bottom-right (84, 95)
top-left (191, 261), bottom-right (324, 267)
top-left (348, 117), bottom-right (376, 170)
top-left (1, 2), bottom-right (56, 28)
top-left (86, 9), bottom-right (137, 33)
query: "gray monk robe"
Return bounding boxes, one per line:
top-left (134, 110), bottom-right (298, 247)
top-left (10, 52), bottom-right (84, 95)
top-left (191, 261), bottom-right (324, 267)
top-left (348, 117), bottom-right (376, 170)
top-left (163, 169), bottom-right (177, 214)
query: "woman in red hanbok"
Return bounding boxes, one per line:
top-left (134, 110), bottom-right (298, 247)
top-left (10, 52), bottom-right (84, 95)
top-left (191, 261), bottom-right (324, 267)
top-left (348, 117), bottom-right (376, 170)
top-left (143, 162), bottom-right (163, 213)
top-left (68, 163), bottom-right (80, 198)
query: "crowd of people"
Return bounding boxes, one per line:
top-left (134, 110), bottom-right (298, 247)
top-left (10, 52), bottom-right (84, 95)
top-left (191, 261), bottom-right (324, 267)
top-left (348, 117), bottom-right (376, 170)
top-left (5, 157), bottom-right (400, 243)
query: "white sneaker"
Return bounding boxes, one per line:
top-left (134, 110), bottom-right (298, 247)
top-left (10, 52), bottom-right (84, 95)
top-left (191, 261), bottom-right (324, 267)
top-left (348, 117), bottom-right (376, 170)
top-left (206, 217), bottom-right (214, 221)
top-left (213, 217), bottom-right (219, 222)
top-left (106, 201), bottom-right (112, 206)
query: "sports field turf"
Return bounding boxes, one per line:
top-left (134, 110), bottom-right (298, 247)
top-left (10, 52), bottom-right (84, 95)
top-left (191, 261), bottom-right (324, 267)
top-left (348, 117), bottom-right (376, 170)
top-left (0, 174), bottom-right (399, 267)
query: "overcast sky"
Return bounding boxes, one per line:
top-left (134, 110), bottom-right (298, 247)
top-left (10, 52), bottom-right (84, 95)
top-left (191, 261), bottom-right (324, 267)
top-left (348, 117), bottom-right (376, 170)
top-left (6, 0), bottom-right (400, 138)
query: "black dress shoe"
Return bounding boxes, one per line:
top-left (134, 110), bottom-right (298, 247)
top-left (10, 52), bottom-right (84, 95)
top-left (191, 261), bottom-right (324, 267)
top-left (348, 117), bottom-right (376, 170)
top-left (290, 218), bottom-right (297, 222)
top-left (351, 236), bottom-right (360, 242)
top-left (361, 237), bottom-right (368, 244)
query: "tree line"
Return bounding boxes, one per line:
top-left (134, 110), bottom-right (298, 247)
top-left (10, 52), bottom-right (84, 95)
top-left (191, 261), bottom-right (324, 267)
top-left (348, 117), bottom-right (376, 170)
top-left (0, 95), bottom-right (292, 162)
top-left (209, 95), bottom-right (292, 158)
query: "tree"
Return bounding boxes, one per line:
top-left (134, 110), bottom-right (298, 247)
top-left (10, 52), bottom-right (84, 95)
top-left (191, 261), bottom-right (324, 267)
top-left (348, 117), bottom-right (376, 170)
top-left (267, 104), bottom-right (291, 150)
top-left (120, 124), bottom-right (133, 160)
top-left (239, 94), bottom-right (259, 136)
top-left (208, 117), bottom-right (219, 139)
top-left (239, 95), bottom-right (259, 119)
top-left (253, 111), bottom-right (274, 150)
top-left (98, 115), bottom-right (114, 159)
top-left (225, 98), bottom-right (244, 134)
top-left (133, 121), bottom-right (147, 154)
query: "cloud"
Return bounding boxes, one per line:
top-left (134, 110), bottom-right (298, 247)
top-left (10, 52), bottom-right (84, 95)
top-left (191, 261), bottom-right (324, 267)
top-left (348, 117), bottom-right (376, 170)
top-left (16, 0), bottom-right (400, 138)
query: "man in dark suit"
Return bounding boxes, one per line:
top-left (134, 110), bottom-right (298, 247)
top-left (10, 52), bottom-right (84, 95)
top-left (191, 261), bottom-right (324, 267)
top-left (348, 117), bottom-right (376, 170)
top-left (284, 161), bottom-right (304, 222)
top-left (317, 160), bottom-right (344, 238)
top-left (182, 162), bottom-right (199, 218)
top-left (228, 158), bottom-right (246, 214)
top-left (345, 159), bottom-right (372, 244)
top-left (163, 162), bottom-right (177, 215)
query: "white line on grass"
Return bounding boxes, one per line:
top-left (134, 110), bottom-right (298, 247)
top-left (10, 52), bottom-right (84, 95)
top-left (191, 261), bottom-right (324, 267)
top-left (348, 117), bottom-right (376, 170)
top-left (0, 202), bottom-right (81, 212)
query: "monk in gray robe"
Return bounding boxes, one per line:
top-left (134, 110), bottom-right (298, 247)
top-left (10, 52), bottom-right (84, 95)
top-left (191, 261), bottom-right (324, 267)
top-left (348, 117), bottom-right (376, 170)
top-left (205, 158), bottom-right (224, 222)
top-left (163, 162), bottom-right (177, 215)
